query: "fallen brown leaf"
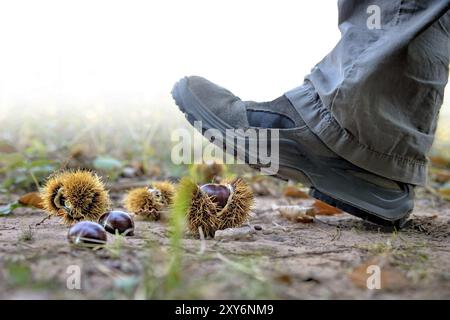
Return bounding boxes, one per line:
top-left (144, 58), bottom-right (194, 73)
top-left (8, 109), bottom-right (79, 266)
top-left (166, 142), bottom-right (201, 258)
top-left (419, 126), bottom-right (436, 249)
top-left (277, 205), bottom-right (315, 223)
top-left (214, 226), bottom-right (256, 240)
top-left (430, 156), bottom-right (450, 168)
top-left (283, 186), bottom-right (310, 199)
top-left (18, 192), bottom-right (45, 210)
top-left (434, 170), bottom-right (450, 183)
top-left (251, 179), bottom-right (278, 197)
top-left (274, 274), bottom-right (294, 285)
top-left (313, 200), bottom-right (342, 216)
top-left (438, 188), bottom-right (450, 201)
top-left (0, 141), bottom-right (17, 153)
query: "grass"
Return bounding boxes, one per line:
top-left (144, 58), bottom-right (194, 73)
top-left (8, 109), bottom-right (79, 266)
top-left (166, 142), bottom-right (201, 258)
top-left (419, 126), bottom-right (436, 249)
top-left (3, 261), bottom-right (59, 292)
top-left (136, 249), bottom-right (276, 299)
top-left (104, 232), bottom-right (126, 259)
top-left (165, 177), bottom-right (193, 291)
top-left (18, 226), bottom-right (34, 242)
top-left (5, 262), bottom-right (33, 287)
top-left (358, 232), bottom-right (431, 282)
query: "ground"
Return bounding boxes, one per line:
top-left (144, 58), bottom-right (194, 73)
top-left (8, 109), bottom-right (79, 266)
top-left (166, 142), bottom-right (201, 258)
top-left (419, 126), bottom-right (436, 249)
top-left (1, 64), bottom-right (450, 300)
top-left (0, 184), bottom-right (449, 300)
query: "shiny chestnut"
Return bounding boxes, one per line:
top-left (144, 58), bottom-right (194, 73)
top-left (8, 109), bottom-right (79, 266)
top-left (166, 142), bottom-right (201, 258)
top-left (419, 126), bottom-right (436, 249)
top-left (200, 183), bottom-right (231, 209)
top-left (98, 210), bottom-right (134, 236)
top-left (68, 221), bottom-right (107, 245)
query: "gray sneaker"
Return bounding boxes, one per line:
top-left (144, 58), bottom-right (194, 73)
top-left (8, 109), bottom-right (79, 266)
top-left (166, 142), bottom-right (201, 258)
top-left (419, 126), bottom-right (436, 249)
top-left (171, 76), bottom-right (414, 228)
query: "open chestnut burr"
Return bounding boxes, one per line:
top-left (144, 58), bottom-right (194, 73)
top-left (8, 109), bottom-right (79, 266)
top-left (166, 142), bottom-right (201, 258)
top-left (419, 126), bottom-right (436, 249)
top-left (124, 181), bottom-right (175, 221)
top-left (173, 178), bottom-right (254, 238)
top-left (41, 170), bottom-right (110, 225)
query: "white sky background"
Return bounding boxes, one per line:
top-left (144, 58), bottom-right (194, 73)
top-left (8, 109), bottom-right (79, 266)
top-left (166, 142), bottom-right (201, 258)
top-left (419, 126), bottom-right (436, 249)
top-left (0, 0), bottom-right (336, 110)
top-left (0, 0), bottom-right (448, 115)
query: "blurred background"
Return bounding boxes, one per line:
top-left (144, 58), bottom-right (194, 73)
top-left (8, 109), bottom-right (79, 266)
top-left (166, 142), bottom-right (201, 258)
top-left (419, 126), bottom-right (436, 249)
top-left (0, 0), bottom-right (449, 191)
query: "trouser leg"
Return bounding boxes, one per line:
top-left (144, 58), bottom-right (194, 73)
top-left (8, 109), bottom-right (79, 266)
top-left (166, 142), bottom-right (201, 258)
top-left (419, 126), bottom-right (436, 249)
top-left (286, 0), bottom-right (450, 186)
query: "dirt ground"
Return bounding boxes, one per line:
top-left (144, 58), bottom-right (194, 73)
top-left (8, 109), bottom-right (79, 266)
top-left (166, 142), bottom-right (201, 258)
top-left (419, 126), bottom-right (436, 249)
top-left (0, 186), bottom-right (449, 300)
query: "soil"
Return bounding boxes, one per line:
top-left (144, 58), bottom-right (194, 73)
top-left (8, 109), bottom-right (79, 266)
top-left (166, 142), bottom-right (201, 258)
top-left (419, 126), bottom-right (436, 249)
top-left (0, 188), bottom-right (449, 300)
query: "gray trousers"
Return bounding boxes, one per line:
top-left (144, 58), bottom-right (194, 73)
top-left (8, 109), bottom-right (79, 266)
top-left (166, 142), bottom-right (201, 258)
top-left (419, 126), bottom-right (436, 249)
top-left (286, 0), bottom-right (450, 186)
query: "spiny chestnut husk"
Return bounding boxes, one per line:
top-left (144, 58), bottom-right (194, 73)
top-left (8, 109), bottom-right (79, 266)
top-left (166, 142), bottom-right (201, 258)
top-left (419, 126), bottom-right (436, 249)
top-left (41, 170), bottom-right (111, 225)
top-left (99, 210), bottom-right (135, 236)
top-left (124, 181), bottom-right (175, 220)
top-left (68, 221), bottom-right (107, 246)
top-left (175, 177), bottom-right (254, 238)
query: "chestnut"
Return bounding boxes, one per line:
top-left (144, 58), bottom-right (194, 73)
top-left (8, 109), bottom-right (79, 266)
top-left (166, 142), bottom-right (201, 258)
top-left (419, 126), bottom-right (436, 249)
top-left (200, 183), bottom-right (231, 209)
top-left (68, 221), bottom-right (107, 246)
top-left (176, 178), bottom-right (254, 238)
top-left (98, 210), bottom-right (134, 236)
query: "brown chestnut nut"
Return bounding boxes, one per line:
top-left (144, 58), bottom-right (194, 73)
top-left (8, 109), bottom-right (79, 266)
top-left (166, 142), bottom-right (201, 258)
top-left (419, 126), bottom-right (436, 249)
top-left (68, 221), bottom-right (107, 246)
top-left (200, 183), bottom-right (231, 209)
top-left (98, 211), bottom-right (134, 236)
top-left (177, 178), bottom-right (254, 238)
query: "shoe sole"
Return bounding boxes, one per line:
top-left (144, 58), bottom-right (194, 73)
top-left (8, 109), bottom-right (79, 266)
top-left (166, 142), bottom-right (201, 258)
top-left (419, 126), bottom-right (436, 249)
top-left (171, 77), bottom-right (413, 229)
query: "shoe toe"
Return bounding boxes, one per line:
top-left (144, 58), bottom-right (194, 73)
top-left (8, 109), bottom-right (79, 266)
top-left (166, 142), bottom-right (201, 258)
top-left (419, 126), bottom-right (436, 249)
top-left (176, 76), bottom-right (249, 128)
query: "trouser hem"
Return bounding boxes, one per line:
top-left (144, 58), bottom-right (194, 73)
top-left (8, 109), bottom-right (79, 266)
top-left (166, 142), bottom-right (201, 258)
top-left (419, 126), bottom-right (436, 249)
top-left (285, 81), bottom-right (427, 186)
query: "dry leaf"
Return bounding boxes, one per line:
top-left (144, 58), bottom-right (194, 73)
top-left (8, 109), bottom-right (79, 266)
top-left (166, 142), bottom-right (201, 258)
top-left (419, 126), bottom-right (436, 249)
top-left (251, 179), bottom-right (277, 196)
top-left (313, 200), bottom-right (342, 216)
top-left (438, 187), bottom-right (450, 201)
top-left (18, 192), bottom-right (45, 209)
top-left (434, 170), bottom-right (450, 183)
top-left (277, 205), bottom-right (315, 223)
top-left (0, 141), bottom-right (17, 153)
top-left (283, 186), bottom-right (310, 199)
top-left (274, 274), bottom-right (294, 285)
top-left (214, 226), bottom-right (256, 240)
top-left (349, 258), bottom-right (409, 291)
top-left (430, 156), bottom-right (450, 168)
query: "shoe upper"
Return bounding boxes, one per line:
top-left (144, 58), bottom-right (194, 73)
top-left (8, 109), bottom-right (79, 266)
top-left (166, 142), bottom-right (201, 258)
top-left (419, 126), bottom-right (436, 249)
top-left (185, 76), bottom-right (250, 128)
top-left (179, 75), bottom-right (413, 195)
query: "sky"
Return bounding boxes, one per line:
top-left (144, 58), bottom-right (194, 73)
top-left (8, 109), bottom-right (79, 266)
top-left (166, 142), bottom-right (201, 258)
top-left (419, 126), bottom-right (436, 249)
top-left (0, 0), bottom-right (338, 108)
top-left (0, 0), bottom-right (448, 115)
